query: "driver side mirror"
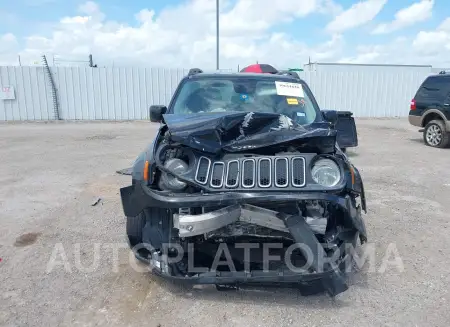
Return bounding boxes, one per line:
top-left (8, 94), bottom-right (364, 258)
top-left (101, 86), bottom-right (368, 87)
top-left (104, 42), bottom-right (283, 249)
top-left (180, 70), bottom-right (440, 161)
top-left (149, 105), bottom-right (167, 122)
top-left (321, 110), bottom-right (338, 126)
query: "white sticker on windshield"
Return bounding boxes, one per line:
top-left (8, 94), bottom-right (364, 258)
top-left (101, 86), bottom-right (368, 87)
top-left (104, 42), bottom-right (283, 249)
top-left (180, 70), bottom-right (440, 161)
top-left (275, 81), bottom-right (304, 98)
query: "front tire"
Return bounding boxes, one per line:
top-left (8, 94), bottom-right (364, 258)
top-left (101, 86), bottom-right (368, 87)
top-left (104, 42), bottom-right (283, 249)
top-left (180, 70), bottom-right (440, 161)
top-left (423, 120), bottom-right (450, 148)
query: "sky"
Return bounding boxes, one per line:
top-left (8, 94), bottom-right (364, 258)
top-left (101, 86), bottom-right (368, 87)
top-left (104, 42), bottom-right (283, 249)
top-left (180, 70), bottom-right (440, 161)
top-left (0, 0), bottom-right (449, 68)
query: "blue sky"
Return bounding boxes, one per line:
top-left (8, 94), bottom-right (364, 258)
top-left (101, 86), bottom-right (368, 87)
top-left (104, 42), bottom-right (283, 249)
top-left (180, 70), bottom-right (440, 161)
top-left (1, 0), bottom-right (449, 67)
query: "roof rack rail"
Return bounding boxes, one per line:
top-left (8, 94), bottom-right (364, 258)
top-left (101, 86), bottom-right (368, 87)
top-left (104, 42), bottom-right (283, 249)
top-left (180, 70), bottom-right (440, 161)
top-left (276, 70), bottom-right (301, 79)
top-left (188, 68), bottom-right (203, 76)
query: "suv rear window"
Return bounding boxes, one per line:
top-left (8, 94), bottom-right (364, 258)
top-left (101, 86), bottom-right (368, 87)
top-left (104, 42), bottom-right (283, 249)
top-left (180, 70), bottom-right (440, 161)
top-left (415, 76), bottom-right (450, 101)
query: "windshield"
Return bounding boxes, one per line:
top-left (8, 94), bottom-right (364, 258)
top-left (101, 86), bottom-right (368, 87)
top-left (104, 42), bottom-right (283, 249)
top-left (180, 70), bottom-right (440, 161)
top-left (171, 77), bottom-right (319, 125)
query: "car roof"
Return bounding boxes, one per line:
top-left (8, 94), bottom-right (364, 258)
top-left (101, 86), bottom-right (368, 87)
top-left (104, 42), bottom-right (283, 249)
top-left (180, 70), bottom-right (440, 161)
top-left (426, 73), bottom-right (450, 78)
top-left (188, 72), bottom-right (305, 83)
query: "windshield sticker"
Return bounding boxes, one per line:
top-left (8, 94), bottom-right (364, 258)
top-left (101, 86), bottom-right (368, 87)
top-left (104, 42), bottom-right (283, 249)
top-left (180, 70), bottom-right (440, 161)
top-left (275, 81), bottom-right (304, 97)
top-left (286, 98), bottom-right (298, 105)
top-left (239, 94), bottom-right (249, 102)
top-left (296, 112), bottom-right (306, 117)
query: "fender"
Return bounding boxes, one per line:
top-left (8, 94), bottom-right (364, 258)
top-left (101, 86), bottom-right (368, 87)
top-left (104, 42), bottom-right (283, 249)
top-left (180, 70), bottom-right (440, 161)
top-left (420, 109), bottom-right (450, 129)
top-left (132, 130), bottom-right (161, 183)
top-left (352, 165), bottom-right (366, 213)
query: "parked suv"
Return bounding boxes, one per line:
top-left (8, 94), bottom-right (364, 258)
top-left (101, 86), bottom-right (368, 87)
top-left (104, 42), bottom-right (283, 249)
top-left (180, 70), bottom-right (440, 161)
top-left (409, 73), bottom-right (450, 148)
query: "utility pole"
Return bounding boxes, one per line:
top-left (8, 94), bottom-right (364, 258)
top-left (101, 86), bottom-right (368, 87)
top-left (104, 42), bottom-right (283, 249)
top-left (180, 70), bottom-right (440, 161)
top-left (216, 0), bottom-right (219, 70)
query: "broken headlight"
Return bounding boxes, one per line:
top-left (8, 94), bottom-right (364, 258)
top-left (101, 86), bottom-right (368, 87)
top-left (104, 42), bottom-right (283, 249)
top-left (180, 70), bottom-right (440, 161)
top-left (311, 158), bottom-right (341, 187)
top-left (158, 158), bottom-right (188, 191)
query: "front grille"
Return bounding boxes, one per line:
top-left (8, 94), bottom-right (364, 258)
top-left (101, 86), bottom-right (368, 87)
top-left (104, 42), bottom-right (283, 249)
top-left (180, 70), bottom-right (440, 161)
top-left (242, 159), bottom-right (256, 188)
top-left (226, 160), bottom-right (239, 188)
top-left (195, 157), bottom-right (211, 184)
top-left (275, 158), bottom-right (288, 187)
top-left (292, 157), bottom-right (306, 187)
top-left (258, 158), bottom-right (271, 187)
top-left (210, 162), bottom-right (225, 188)
top-left (196, 156), bottom-right (306, 189)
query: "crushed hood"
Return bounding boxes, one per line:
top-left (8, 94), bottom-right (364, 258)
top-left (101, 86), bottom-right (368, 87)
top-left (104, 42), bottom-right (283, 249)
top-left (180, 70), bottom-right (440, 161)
top-left (163, 112), bottom-right (337, 154)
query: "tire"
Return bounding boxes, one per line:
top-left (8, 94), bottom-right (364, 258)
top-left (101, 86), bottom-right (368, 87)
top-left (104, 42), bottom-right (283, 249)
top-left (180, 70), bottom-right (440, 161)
top-left (423, 120), bottom-right (450, 148)
top-left (341, 147), bottom-right (347, 153)
top-left (126, 212), bottom-right (146, 247)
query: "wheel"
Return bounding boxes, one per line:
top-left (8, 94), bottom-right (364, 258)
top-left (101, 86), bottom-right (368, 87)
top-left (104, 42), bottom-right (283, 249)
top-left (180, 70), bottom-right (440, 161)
top-left (126, 212), bottom-right (146, 247)
top-left (423, 120), bottom-right (450, 148)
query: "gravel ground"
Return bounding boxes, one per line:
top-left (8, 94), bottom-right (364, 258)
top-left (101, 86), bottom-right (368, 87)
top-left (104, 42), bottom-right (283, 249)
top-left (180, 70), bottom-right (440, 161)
top-left (1, 119), bottom-right (450, 327)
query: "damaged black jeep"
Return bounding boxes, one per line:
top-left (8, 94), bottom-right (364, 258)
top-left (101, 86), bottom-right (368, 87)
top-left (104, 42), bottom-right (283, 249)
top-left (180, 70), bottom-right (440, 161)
top-left (120, 69), bottom-right (367, 297)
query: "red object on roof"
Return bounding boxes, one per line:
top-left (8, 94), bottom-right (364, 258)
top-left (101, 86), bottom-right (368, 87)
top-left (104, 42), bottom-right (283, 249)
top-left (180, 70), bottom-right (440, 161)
top-left (240, 64), bottom-right (278, 74)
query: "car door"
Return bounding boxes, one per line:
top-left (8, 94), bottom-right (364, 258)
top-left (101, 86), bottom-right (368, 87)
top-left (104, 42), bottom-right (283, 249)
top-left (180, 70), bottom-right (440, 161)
top-left (442, 80), bottom-right (450, 120)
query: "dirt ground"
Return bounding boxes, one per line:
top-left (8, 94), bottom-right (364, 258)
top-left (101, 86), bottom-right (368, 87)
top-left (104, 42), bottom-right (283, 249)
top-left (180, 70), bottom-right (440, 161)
top-left (1, 119), bottom-right (450, 327)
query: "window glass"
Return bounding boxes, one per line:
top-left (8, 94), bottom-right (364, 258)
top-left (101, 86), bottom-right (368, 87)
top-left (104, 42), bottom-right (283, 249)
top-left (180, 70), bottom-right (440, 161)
top-left (171, 77), bottom-right (319, 125)
top-left (417, 76), bottom-right (450, 100)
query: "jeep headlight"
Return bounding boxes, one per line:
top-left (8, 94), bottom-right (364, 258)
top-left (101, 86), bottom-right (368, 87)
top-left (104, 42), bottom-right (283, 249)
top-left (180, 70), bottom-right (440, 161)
top-left (159, 158), bottom-right (188, 191)
top-left (311, 158), bottom-right (341, 187)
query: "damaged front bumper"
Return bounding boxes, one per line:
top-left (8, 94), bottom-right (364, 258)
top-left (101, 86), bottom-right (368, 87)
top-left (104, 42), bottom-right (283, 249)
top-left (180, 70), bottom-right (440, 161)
top-left (121, 183), bottom-right (367, 240)
top-left (121, 183), bottom-right (367, 297)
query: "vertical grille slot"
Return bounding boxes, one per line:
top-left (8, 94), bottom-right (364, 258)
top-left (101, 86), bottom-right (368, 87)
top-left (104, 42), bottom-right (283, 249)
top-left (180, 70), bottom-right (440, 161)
top-left (291, 157), bottom-right (306, 187)
top-left (195, 157), bottom-right (211, 184)
top-left (258, 158), bottom-right (271, 187)
top-left (225, 160), bottom-right (239, 188)
top-left (210, 162), bottom-right (225, 188)
top-left (275, 158), bottom-right (289, 187)
top-left (242, 159), bottom-right (256, 188)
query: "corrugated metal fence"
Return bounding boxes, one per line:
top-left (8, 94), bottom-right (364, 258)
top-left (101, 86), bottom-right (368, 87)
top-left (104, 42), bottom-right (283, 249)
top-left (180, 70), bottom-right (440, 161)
top-left (0, 66), bottom-right (430, 121)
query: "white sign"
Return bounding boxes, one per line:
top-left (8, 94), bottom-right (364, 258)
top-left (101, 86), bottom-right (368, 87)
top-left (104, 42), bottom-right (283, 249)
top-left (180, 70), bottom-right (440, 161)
top-left (275, 81), bottom-right (304, 98)
top-left (0, 86), bottom-right (15, 100)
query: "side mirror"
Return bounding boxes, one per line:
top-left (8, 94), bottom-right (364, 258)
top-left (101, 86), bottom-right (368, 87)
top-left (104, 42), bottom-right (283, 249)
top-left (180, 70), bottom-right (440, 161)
top-left (149, 105), bottom-right (167, 122)
top-left (322, 110), bottom-right (338, 126)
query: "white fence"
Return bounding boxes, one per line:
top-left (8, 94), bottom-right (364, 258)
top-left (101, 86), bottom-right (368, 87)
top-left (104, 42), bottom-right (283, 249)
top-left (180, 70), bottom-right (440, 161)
top-left (0, 66), bottom-right (430, 121)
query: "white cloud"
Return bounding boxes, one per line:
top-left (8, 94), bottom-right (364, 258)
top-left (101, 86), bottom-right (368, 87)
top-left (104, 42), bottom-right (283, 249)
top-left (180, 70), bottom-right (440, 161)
top-left (413, 17), bottom-right (450, 56)
top-left (79, 1), bottom-right (101, 15)
top-left (341, 20), bottom-right (450, 68)
top-left (0, 33), bottom-right (18, 53)
top-left (318, 0), bottom-right (344, 16)
top-left (0, 33), bottom-right (20, 65)
top-left (326, 0), bottom-right (387, 33)
top-left (437, 17), bottom-right (450, 31)
top-left (196, 0), bottom-right (321, 37)
top-left (6, 0), bottom-right (345, 68)
top-left (373, 0), bottom-right (434, 34)
top-left (3, 0), bottom-right (450, 68)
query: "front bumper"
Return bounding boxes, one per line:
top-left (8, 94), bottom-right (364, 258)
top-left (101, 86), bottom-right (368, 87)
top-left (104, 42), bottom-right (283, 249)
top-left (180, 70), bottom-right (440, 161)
top-left (121, 183), bottom-right (367, 241)
top-left (122, 183), bottom-right (367, 297)
top-left (123, 183), bottom-right (356, 214)
top-left (134, 216), bottom-right (353, 297)
top-left (144, 261), bottom-right (350, 296)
